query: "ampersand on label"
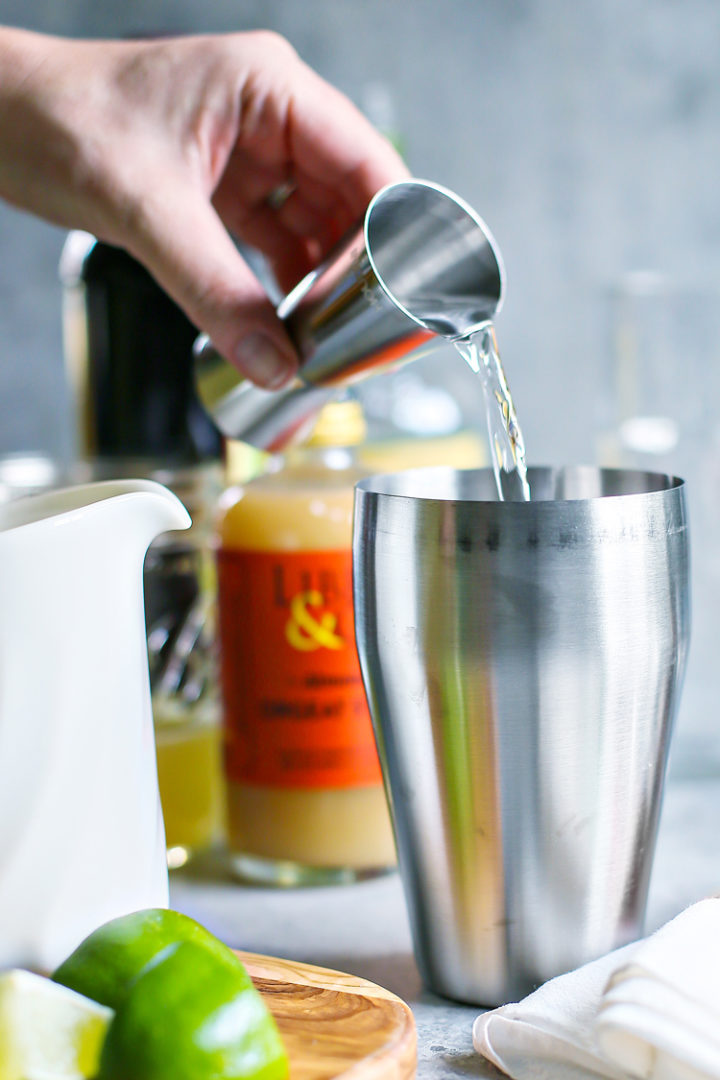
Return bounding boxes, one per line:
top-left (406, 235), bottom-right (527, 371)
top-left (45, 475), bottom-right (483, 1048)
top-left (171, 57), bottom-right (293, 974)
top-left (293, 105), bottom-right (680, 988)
top-left (285, 590), bottom-right (345, 652)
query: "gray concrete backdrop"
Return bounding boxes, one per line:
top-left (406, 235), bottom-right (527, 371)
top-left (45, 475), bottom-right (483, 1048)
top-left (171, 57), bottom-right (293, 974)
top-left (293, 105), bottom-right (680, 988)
top-left (2, 0), bottom-right (720, 765)
top-left (4, 0), bottom-right (720, 460)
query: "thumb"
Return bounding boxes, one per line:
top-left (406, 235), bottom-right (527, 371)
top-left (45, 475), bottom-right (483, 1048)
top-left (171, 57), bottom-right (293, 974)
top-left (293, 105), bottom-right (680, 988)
top-left (123, 185), bottom-right (299, 389)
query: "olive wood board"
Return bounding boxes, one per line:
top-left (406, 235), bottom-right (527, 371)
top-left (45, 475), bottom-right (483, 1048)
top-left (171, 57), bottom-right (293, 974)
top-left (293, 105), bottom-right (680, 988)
top-left (237, 951), bottom-right (417, 1080)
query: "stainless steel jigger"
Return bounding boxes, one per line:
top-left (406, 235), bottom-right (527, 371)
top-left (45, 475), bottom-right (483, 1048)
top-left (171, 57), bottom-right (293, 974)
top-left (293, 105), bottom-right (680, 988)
top-left (193, 178), bottom-right (505, 450)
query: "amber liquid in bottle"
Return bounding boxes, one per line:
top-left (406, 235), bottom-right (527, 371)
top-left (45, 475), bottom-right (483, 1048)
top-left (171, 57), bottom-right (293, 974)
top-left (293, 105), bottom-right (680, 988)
top-left (215, 403), bottom-right (396, 885)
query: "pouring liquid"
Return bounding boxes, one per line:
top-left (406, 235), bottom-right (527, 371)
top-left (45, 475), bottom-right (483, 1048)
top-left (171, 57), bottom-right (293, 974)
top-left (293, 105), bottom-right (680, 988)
top-left (454, 323), bottom-right (531, 502)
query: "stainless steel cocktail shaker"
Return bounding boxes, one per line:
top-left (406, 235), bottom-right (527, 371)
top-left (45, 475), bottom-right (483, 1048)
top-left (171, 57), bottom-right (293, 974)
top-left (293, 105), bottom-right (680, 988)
top-left (354, 465), bottom-right (690, 1006)
top-left (194, 178), bottom-right (505, 450)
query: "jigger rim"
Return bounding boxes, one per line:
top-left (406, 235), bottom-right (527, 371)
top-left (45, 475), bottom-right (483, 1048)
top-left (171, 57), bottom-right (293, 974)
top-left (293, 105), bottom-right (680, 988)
top-left (364, 178), bottom-right (506, 338)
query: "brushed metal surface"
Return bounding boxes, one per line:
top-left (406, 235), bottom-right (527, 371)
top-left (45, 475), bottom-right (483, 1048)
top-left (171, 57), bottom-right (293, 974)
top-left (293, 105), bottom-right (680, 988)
top-left (194, 179), bottom-right (504, 450)
top-left (353, 466), bottom-right (690, 1005)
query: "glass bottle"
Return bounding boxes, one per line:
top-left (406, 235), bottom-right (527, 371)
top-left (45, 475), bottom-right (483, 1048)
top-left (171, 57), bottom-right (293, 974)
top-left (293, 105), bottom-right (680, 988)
top-left (60, 230), bottom-right (221, 463)
top-left (215, 400), bottom-right (396, 885)
top-left (144, 463), bottom-right (226, 869)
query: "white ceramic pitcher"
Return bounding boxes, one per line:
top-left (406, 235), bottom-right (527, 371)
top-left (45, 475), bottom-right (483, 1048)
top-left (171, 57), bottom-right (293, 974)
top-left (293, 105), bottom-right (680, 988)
top-left (0, 479), bottom-right (191, 971)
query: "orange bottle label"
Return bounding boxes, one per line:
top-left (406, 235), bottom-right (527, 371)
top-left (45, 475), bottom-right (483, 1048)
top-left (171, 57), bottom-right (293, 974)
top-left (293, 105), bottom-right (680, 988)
top-left (217, 548), bottom-right (383, 789)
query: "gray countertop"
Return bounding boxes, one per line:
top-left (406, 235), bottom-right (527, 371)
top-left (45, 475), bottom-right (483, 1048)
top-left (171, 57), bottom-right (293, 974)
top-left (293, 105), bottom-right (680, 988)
top-left (169, 774), bottom-right (720, 1078)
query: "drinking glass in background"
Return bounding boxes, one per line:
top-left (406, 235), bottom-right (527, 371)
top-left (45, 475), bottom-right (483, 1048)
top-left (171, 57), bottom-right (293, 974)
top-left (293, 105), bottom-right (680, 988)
top-left (596, 272), bottom-right (720, 776)
top-left (144, 463), bottom-right (227, 870)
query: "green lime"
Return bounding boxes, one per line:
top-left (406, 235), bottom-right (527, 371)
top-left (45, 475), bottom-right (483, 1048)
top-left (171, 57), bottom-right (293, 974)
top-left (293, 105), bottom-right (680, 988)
top-left (98, 940), bottom-right (288, 1080)
top-left (52, 908), bottom-right (232, 1009)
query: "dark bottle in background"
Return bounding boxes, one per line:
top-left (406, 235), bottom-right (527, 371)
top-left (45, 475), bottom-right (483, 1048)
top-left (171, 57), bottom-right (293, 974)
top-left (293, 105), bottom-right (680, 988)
top-left (60, 230), bottom-right (226, 869)
top-left (60, 230), bottom-right (221, 464)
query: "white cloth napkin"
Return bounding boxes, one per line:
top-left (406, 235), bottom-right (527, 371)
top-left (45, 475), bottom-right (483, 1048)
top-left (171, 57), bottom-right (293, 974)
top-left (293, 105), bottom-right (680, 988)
top-left (473, 898), bottom-right (720, 1080)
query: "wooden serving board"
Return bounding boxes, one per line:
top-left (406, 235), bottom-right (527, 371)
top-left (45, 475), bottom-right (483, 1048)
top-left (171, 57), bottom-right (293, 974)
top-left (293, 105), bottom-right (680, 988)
top-left (237, 951), bottom-right (417, 1080)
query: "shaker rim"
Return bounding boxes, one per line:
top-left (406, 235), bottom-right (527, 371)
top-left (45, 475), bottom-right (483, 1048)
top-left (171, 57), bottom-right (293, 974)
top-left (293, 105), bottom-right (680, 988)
top-left (354, 464), bottom-right (685, 505)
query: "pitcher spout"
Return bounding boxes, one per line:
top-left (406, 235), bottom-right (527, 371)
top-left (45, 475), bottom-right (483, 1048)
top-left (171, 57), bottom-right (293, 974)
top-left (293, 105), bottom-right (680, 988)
top-left (115, 478), bottom-right (192, 545)
top-left (0, 477), bottom-right (191, 547)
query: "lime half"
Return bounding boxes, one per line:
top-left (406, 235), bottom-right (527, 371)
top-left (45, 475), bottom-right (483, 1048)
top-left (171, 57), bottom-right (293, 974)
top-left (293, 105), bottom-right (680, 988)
top-left (53, 908), bottom-right (289, 1080)
top-left (52, 908), bottom-right (231, 1010)
top-left (98, 940), bottom-right (288, 1080)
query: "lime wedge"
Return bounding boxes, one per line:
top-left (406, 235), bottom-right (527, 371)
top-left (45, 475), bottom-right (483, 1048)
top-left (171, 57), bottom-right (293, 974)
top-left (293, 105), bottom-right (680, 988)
top-left (0, 969), bottom-right (113, 1080)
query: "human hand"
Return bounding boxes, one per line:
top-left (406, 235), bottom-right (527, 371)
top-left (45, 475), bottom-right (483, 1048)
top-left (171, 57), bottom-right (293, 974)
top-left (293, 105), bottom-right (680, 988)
top-left (0, 28), bottom-right (408, 387)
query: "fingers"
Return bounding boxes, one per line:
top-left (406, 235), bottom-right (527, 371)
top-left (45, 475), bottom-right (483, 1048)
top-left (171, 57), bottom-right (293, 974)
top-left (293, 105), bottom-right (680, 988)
top-left (123, 183), bottom-right (298, 389)
top-left (214, 194), bottom-right (339, 296)
top-left (214, 113), bottom-right (407, 294)
top-left (212, 177), bottom-right (320, 293)
top-left (285, 60), bottom-right (410, 214)
top-left (213, 35), bottom-right (409, 284)
top-left (227, 204), bottom-right (320, 295)
top-left (89, 30), bottom-right (409, 391)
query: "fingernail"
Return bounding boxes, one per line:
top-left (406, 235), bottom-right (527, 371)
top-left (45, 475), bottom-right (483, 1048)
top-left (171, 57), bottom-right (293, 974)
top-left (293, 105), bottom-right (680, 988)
top-left (235, 333), bottom-right (296, 389)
